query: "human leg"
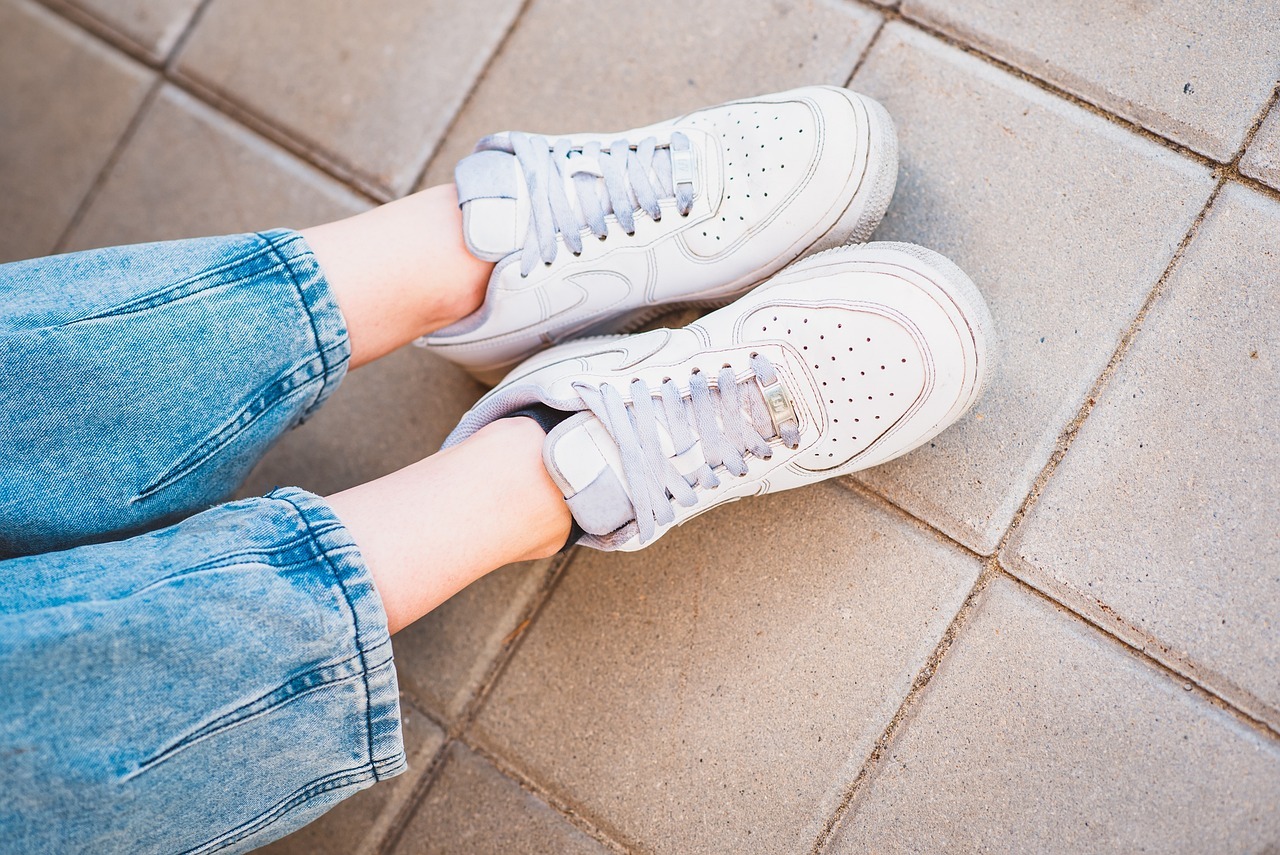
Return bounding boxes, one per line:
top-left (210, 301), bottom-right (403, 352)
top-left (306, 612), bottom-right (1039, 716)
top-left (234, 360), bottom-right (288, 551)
top-left (299, 183), bottom-right (492, 368)
top-left (326, 415), bottom-right (571, 634)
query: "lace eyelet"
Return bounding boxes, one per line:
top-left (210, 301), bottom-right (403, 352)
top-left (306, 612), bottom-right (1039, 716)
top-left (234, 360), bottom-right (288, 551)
top-left (572, 251), bottom-right (582, 257)
top-left (598, 235), bottom-right (608, 242)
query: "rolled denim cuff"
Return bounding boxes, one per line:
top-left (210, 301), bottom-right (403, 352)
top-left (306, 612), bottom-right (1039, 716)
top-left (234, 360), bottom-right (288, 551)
top-left (266, 486), bottom-right (407, 783)
top-left (0, 486), bottom-right (407, 852)
top-left (258, 229), bottom-right (350, 419)
top-left (2, 228), bottom-right (355, 555)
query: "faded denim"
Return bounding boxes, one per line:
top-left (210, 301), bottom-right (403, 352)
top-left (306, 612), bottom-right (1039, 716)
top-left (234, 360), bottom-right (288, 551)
top-left (0, 232), bottom-right (405, 853)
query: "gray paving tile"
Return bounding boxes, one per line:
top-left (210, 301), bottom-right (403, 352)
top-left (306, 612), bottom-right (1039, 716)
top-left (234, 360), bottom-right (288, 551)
top-left (65, 85), bottom-right (369, 252)
top-left (173, 0), bottom-right (524, 195)
top-left (903, 0), bottom-right (1280, 161)
top-left (64, 0), bottom-right (203, 57)
top-left (261, 699), bottom-right (445, 855)
top-left (0, 0), bottom-right (152, 263)
top-left (470, 483), bottom-right (981, 854)
top-left (394, 742), bottom-right (610, 855)
top-left (826, 577), bottom-right (1280, 853)
top-left (849, 23), bottom-right (1215, 554)
top-left (420, 0), bottom-right (881, 187)
top-left (393, 559), bottom-right (553, 724)
top-left (1005, 182), bottom-right (1280, 727)
top-left (238, 346), bottom-right (485, 499)
top-left (1241, 104), bottom-right (1280, 191)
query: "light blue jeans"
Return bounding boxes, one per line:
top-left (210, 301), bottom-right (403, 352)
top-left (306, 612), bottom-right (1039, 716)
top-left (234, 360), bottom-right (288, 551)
top-left (0, 231), bottom-right (405, 853)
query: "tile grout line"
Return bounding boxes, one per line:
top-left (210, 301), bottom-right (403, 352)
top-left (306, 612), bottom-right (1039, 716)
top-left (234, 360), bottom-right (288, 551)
top-left (835, 478), bottom-right (986, 563)
top-left (159, 0), bottom-right (395, 202)
top-left (1001, 562), bottom-right (1280, 741)
top-left (800, 20), bottom-right (1002, 850)
top-left (808, 555), bottom-right (1004, 854)
top-left (808, 554), bottom-right (1280, 852)
top-left (818, 457), bottom-right (1279, 849)
top-left (1000, 570), bottom-right (1280, 741)
top-left (448, 546), bottom-right (634, 853)
top-left (165, 71), bottom-right (393, 203)
top-left (848, 0), bottom-right (1268, 173)
top-left (50, 80), bottom-right (162, 254)
top-left (162, 0), bottom-right (218, 66)
top-left (844, 466), bottom-right (1277, 741)
top-left (451, 547), bottom-right (639, 853)
top-left (457, 738), bottom-right (632, 854)
top-left (814, 159), bottom-right (1272, 843)
top-left (406, 0), bottom-right (537, 192)
top-left (842, 14), bottom-right (887, 88)
top-left (374, 547), bottom-right (631, 855)
top-left (33, 0), bottom-right (1280, 245)
top-left (37, 0), bottom-right (1280, 240)
top-left (990, 169), bottom-right (1223, 562)
top-left (982, 77), bottom-right (1280, 740)
top-left (47, 0), bottom-right (220, 254)
top-left (1230, 79), bottom-right (1280, 172)
top-left (31, 0), bottom-right (161, 67)
top-left (30, 0), bottom-right (392, 205)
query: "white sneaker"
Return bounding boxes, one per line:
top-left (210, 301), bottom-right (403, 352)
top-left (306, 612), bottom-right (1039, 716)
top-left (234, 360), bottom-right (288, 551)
top-left (421, 86), bottom-right (899, 383)
top-left (444, 242), bottom-right (993, 551)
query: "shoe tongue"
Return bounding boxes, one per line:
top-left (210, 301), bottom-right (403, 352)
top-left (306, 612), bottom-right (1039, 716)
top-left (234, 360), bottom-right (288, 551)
top-left (542, 400), bottom-right (720, 538)
top-left (456, 138), bottom-right (682, 264)
top-left (454, 149), bottom-right (527, 261)
top-left (543, 413), bottom-right (638, 536)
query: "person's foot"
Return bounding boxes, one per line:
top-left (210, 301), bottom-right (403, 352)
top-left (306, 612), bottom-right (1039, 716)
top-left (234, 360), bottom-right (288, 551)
top-left (444, 242), bottom-right (993, 551)
top-left (420, 86), bottom-right (899, 383)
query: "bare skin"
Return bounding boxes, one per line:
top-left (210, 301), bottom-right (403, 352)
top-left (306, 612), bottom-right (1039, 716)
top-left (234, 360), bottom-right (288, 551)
top-left (301, 183), bottom-right (494, 368)
top-left (300, 185), bottom-right (573, 634)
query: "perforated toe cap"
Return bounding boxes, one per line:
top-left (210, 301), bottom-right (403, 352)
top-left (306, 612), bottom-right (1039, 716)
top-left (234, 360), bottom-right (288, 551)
top-left (682, 95), bottom-right (826, 255)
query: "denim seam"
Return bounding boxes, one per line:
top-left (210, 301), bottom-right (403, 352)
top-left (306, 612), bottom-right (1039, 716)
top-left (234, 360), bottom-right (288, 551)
top-left (119, 520), bottom-right (344, 585)
top-left (132, 360), bottom-right (323, 502)
top-left (184, 763), bottom-right (378, 855)
top-left (85, 539), bottom-right (320, 603)
top-left (126, 638), bottom-right (394, 780)
top-left (56, 240), bottom-right (284, 326)
top-left (259, 232), bottom-right (347, 419)
top-left (272, 492), bottom-right (380, 780)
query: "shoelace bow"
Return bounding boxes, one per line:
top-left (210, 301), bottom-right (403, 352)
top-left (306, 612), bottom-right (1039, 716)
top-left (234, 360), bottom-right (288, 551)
top-left (509, 131), bottom-right (695, 277)
top-left (573, 354), bottom-right (801, 544)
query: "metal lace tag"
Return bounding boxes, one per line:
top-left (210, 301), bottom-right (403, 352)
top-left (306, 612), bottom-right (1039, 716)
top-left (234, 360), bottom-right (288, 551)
top-left (670, 147), bottom-right (695, 189)
top-left (757, 377), bottom-right (796, 434)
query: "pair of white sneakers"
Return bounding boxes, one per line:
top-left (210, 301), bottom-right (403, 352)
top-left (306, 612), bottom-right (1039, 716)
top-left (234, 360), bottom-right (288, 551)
top-left (425, 86), bottom-right (991, 552)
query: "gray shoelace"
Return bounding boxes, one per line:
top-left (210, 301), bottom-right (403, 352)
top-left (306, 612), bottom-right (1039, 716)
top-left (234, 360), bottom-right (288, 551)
top-left (572, 354), bottom-right (801, 544)
top-left (508, 131), bottom-right (696, 277)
